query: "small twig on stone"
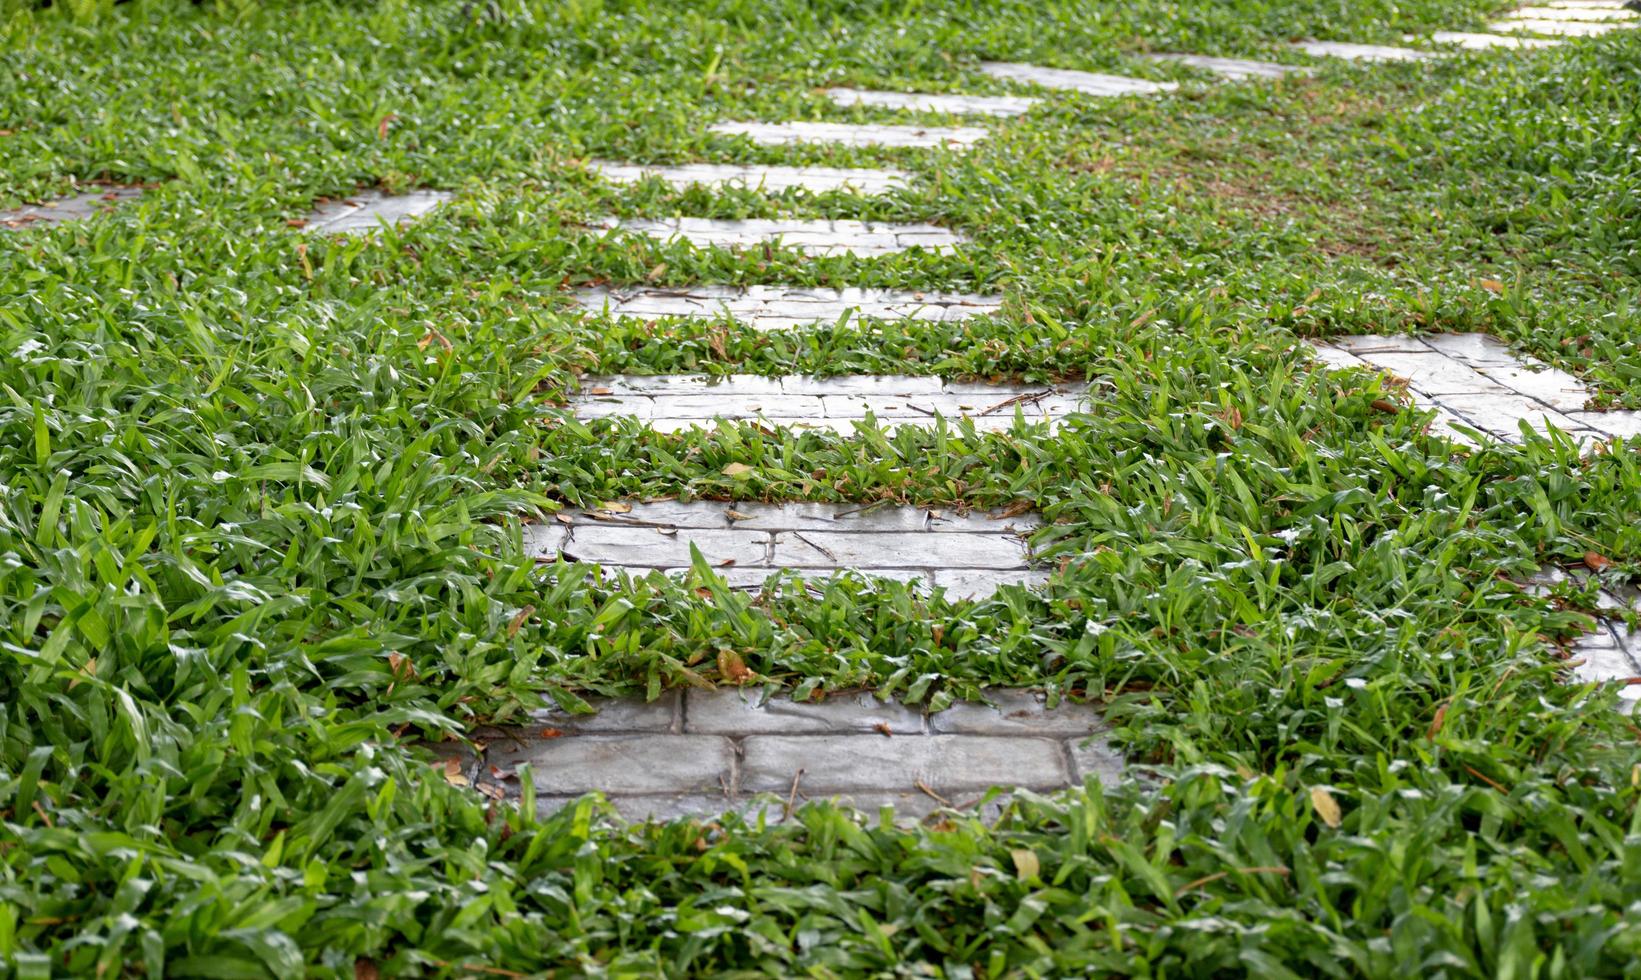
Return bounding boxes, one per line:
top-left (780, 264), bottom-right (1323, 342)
top-left (914, 780), bottom-right (952, 807)
top-left (793, 532), bottom-right (836, 561)
top-left (784, 768), bottom-right (805, 820)
top-left (979, 390), bottom-right (1051, 417)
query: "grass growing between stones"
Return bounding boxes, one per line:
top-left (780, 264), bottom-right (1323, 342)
top-left (2, 0), bottom-right (1641, 974)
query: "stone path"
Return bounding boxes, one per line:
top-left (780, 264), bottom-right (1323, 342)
top-left (1427, 30), bottom-right (1563, 49)
top-left (590, 216), bottom-right (965, 256)
top-left (823, 88), bottom-right (1040, 116)
top-left (304, 189), bottom-right (451, 234)
top-left (523, 500), bottom-right (1045, 598)
top-left (471, 688), bottom-right (1121, 822)
top-left (1532, 569), bottom-right (1640, 712)
top-left (574, 285), bottom-right (1004, 330)
top-left (1292, 41), bottom-right (1441, 62)
top-left (977, 62), bottom-right (1178, 96)
top-left (1143, 53), bottom-right (1304, 79)
top-left (1490, 16), bottom-right (1627, 34)
top-left (590, 161), bottom-right (909, 195)
top-left (1313, 333), bottom-right (1641, 443)
top-left (709, 121), bottom-right (988, 149)
top-left (0, 187), bottom-right (142, 228)
top-left (1512, 4), bottom-right (1636, 18)
top-left (567, 374), bottom-right (1087, 432)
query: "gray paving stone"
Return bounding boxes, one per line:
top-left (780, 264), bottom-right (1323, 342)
top-left (1143, 53), bottom-right (1305, 79)
top-left (588, 161), bottom-right (909, 195)
top-left (709, 121), bottom-right (988, 149)
top-left (1426, 30), bottom-right (1564, 48)
top-left (573, 285), bottom-right (1005, 330)
top-left (0, 187), bottom-right (143, 228)
top-left (822, 88), bottom-right (1040, 116)
top-left (561, 525), bottom-right (772, 567)
top-left (1348, 350), bottom-right (1496, 394)
top-left (1565, 411), bottom-right (1641, 439)
top-left (771, 529), bottom-right (1030, 569)
top-left (1473, 363), bottom-right (1589, 411)
top-left (977, 62), bottom-right (1178, 96)
top-left (1434, 392), bottom-right (1590, 439)
top-left (931, 569), bottom-right (1052, 598)
top-left (488, 734), bottom-right (735, 795)
top-left (305, 189), bottom-right (451, 234)
top-left (1489, 16), bottom-right (1627, 33)
top-left (930, 690), bottom-right (1105, 735)
top-left (1417, 332), bottom-right (1518, 366)
top-left (1293, 41), bottom-right (1442, 62)
top-left (532, 690), bottom-right (681, 734)
top-left (591, 216), bottom-right (965, 256)
top-left (686, 689), bottom-right (925, 735)
top-left (1513, 4), bottom-right (1637, 17)
top-left (740, 734), bottom-right (1070, 794)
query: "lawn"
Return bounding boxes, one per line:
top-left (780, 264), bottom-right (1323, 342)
top-left (2, 0), bottom-right (1640, 975)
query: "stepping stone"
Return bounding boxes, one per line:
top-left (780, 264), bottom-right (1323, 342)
top-left (0, 187), bottom-right (142, 228)
top-left (589, 161), bottom-right (909, 195)
top-left (1529, 568), bottom-right (1640, 713)
top-left (709, 121), bottom-right (988, 149)
top-left (303, 189), bottom-right (452, 234)
top-left (1426, 31), bottom-right (1564, 49)
top-left (822, 88), bottom-right (1040, 116)
top-left (473, 688), bottom-right (1122, 822)
top-left (1489, 16), bottom-right (1628, 33)
top-left (1511, 5), bottom-right (1637, 19)
top-left (1143, 53), bottom-right (1306, 80)
top-left (590, 216), bottom-right (966, 256)
top-left (574, 285), bottom-right (1004, 330)
top-left (1313, 333), bottom-right (1641, 444)
top-left (524, 500), bottom-right (1046, 598)
top-left (568, 374), bottom-right (1088, 431)
top-left (977, 61), bottom-right (1177, 96)
top-left (1292, 41), bottom-right (1442, 62)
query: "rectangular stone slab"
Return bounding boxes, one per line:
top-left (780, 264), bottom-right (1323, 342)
top-left (709, 121), bottom-right (988, 149)
top-left (590, 216), bottom-right (966, 256)
top-left (978, 62), bottom-right (1178, 96)
top-left (1, 187), bottom-right (142, 228)
top-left (304, 189), bottom-right (452, 234)
top-left (1426, 31), bottom-right (1563, 48)
top-left (1143, 53), bottom-right (1305, 79)
top-left (588, 161), bottom-right (910, 195)
top-left (573, 285), bottom-right (1005, 330)
top-left (1292, 41), bottom-right (1443, 61)
top-left (740, 734), bottom-right (1070, 794)
top-left (822, 88), bottom-right (1040, 116)
top-left (1511, 4), bottom-right (1637, 18)
top-left (1487, 17), bottom-right (1626, 33)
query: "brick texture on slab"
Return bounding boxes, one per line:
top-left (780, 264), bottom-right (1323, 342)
top-left (709, 121), bottom-right (988, 149)
top-left (590, 216), bottom-right (966, 256)
top-left (588, 161), bottom-right (910, 195)
top-left (928, 689), bottom-right (1106, 735)
top-left (573, 285), bottom-right (1005, 330)
top-left (1312, 333), bottom-right (1641, 444)
top-left (305, 189), bottom-right (452, 234)
top-left (1, 187), bottom-right (143, 228)
top-left (1292, 41), bottom-right (1443, 61)
top-left (977, 61), bottom-right (1178, 96)
top-left (740, 734), bottom-right (1070, 795)
top-left (1143, 53), bottom-right (1306, 79)
top-left (1489, 16), bottom-right (1627, 32)
top-left (822, 88), bottom-right (1040, 116)
top-left (1426, 30), bottom-right (1564, 48)
top-left (486, 734), bottom-right (736, 795)
top-left (568, 374), bottom-right (1087, 431)
top-left (687, 689), bottom-right (925, 734)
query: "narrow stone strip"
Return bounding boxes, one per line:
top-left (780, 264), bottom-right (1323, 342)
top-left (1489, 16), bottom-right (1628, 33)
top-left (574, 285), bottom-right (1004, 330)
top-left (1531, 568), bottom-right (1640, 712)
top-left (590, 216), bottom-right (965, 256)
top-left (709, 121), bottom-right (988, 149)
top-left (1292, 41), bottom-right (1443, 62)
top-left (303, 189), bottom-right (452, 234)
top-left (1510, 5), bottom-right (1637, 19)
top-left (474, 688), bottom-right (1121, 822)
top-left (523, 500), bottom-right (1045, 598)
top-left (1142, 53), bottom-right (1306, 79)
top-left (822, 88), bottom-right (1040, 116)
top-left (977, 61), bottom-right (1177, 96)
top-left (569, 374), bottom-right (1086, 431)
top-left (589, 161), bottom-right (909, 195)
top-left (1426, 31), bottom-right (1564, 48)
top-left (0, 187), bottom-right (142, 228)
top-left (1313, 333), bottom-right (1641, 443)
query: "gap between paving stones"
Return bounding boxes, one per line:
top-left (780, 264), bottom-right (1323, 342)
top-left (822, 88), bottom-right (1040, 116)
top-left (303, 189), bottom-right (452, 234)
top-left (1313, 333), bottom-right (1641, 443)
top-left (0, 187), bottom-right (143, 228)
top-left (589, 161), bottom-right (909, 194)
top-left (568, 373), bottom-right (1087, 432)
top-left (708, 121), bottom-right (988, 149)
top-left (522, 500), bottom-right (1047, 599)
top-left (472, 688), bottom-right (1122, 823)
top-left (573, 285), bottom-right (1004, 330)
top-left (977, 61), bottom-right (1178, 96)
top-left (589, 216), bottom-right (966, 256)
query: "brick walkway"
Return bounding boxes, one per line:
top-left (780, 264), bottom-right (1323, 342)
top-left (589, 161), bottom-right (909, 194)
top-left (573, 285), bottom-right (1004, 330)
top-left (591, 216), bottom-right (966, 256)
top-left (709, 121), bottom-right (989, 149)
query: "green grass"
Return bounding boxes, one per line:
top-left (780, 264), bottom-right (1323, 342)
top-left (3, 0), bottom-right (1641, 975)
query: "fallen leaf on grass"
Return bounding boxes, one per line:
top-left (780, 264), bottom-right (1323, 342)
top-left (722, 462), bottom-right (754, 478)
top-left (1010, 848), bottom-right (1040, 881)
top-left (377, 113), bottom-right (399, 139)
top-left (993, 499), bottom-right (1034, 519)
top-left (1309, 786), bottom-right (1341, 828)
top-left (506, 604), bottom-right (535, 639)
top-left (718, 649), bottom-right (754, 684)
top-left (442, 757), bottom-right (469, 788)
top-left (1584, 552), bottom-right (1612, 572)
top-left (540, 727), bottom-right (564, 739)
top-left (1370, 399), bottom-right (1399, 414)
top-left (1477, 278), bottom-right (1504, 294)
top-left (598, 501), bottom-right (632, 513)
